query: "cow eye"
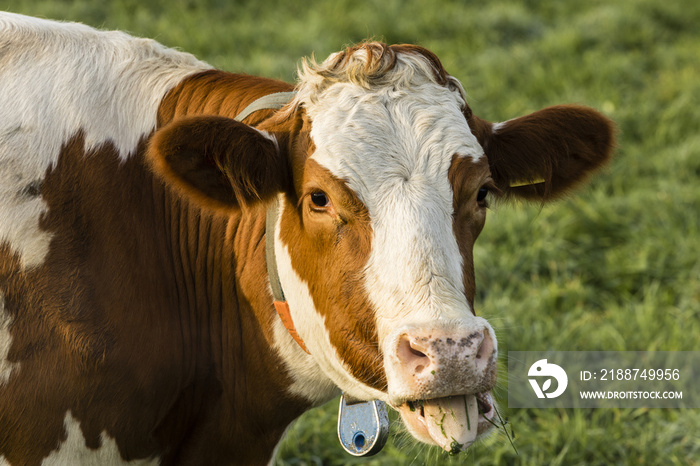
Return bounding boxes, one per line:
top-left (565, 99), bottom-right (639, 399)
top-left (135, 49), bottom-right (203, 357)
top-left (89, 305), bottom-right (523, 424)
top-left (477, 187), bottom-right (489, 203)
top-left (310, 192), bottom-right (330, 208)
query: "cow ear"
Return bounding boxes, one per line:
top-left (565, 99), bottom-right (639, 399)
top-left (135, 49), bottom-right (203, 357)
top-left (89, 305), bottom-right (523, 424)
top-left (470, 105), bottom-right (615, 201)
top-left (147, 116), bottom-right (287, 210)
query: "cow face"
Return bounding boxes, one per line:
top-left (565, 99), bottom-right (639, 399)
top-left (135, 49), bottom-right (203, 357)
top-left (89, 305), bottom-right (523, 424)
top-left (273, 46), bottom-right (501, 451)
top-left (148, 43), bottom-right (614, 452)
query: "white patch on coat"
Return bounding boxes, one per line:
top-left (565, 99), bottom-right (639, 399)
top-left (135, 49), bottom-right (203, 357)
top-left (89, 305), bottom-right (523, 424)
top-left (0, 292), bottom-right (19, 386)
top-left (297, 48), bottom-right (488, 401)
top-left (270, 313), bottom-right (339, 406)
top-left (490, 121), bottom-right (506, 133)
top-left (491, 119), bottom-right (513, 134)
top-left (0, 12), bottom-right (211, 268)
top-left (42, 412), bottom-right (158, 466)
top-left (272, 196), bottom-right (386, 404)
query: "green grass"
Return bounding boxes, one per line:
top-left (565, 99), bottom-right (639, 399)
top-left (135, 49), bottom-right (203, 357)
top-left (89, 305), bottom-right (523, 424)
top-left (4, 0), bottom-right (700, 464)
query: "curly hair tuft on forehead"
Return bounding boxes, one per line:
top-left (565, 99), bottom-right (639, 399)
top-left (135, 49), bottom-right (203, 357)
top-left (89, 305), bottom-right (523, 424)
top-left (289, 41), bottom-right (466, 110)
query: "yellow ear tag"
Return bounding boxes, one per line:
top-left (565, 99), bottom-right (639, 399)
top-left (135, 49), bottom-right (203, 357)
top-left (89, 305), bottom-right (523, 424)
top-left (509, 177), bottom-right (545, 188)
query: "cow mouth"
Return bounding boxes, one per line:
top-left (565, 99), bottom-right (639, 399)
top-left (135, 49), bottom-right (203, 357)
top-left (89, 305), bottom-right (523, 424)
top-left (396, 391), bottom-right (495, 453)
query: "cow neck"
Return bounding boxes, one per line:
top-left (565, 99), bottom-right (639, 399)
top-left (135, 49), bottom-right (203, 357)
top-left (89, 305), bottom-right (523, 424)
top-left (234, 92), bottom-right (310, 355)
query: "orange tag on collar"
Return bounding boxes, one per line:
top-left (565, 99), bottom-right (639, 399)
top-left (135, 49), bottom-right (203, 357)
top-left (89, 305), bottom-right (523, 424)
top-left (274, 301), bottom-right (310, 354)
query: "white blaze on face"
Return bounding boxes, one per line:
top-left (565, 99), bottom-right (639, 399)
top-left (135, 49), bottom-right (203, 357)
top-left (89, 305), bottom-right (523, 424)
top-left (0, 12), bottom-right (210, 269)
top-left (0, 292), bottom-right (19, 386)
top-left (42, 412), bottom-right (158, 465)
top-left (306, 80), bottom-right (484, 356)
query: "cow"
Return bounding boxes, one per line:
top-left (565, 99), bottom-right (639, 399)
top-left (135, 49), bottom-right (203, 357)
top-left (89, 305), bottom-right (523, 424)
top-left (0, 12), bottom-right (614, 465)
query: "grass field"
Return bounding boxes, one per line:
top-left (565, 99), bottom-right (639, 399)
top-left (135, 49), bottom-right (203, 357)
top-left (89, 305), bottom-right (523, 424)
top-left (4, 0), bottom-right (700, 464)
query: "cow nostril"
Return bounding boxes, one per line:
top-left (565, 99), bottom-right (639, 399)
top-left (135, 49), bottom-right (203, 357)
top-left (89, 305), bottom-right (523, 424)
top-left (398, 335), bottom-right (431, 375)
top-left (475, 330), bottom-right (494, 367)
top-left (409, 346), bottom-right (426, 358)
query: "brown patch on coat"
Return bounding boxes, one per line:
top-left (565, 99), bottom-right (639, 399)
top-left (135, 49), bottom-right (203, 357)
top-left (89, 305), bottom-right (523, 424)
top-left (157, 69), bottom-right (295, 127)
top-left (448, 155), bottom-right (493, 311)
top-left (278, 149), bottom-right (387, 390)
top-left (0, 71), bottom-right (310, 464)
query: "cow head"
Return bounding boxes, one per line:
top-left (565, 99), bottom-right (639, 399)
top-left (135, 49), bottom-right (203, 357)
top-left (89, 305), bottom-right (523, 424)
top-left (148, 43), bottom-right (614, 452)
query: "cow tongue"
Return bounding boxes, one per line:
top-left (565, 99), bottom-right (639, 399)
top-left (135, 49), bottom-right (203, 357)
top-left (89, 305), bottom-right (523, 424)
top-left (425, 395), bottom-right (479, 452)
top-left (403, 395), bottom-right (479, 453)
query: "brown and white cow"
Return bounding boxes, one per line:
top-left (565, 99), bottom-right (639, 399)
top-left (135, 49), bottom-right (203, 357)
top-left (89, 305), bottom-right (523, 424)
top-left (0, 12), bottom-right (614, 465)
